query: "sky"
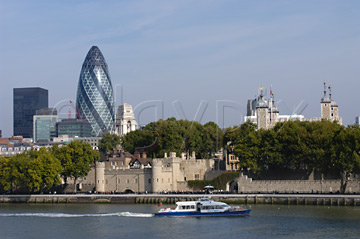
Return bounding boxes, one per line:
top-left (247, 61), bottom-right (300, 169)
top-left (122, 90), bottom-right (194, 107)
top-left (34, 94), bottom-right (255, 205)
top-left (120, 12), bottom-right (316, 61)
top-left (1, 0), bottom-right (360, 137)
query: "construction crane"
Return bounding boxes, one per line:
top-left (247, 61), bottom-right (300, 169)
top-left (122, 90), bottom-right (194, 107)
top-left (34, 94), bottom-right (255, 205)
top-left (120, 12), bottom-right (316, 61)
top-left (69, 100), bottom-right (86, 120)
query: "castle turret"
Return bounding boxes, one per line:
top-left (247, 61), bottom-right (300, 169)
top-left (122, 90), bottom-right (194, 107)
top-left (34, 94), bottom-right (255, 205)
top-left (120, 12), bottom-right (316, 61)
top-left (95, 162), bottom-right (105, 192)
top-left (256, 87), bottom-right (269, 129)
top-left (152, 152), bottom-right (182, 193)
top-left (321, 82), bottom-right (342, 124)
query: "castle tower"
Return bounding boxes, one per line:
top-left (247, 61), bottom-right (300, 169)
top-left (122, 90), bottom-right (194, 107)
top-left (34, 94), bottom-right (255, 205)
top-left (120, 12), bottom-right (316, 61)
top-left (321, 82), bottom-right (342, 124)
top-left (95, 162), bottom-right (105, 192)
top-left (256, 88), bottom-right (269, 129)
top-left (151, 153), bottom-right (182, 193)
top-left (268, 86), bottom-right (279, 128)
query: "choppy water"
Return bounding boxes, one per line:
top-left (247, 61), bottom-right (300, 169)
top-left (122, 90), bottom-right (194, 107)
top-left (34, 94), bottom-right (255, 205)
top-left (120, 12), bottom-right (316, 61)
top-left (0, 203), bottom-right (359, 239)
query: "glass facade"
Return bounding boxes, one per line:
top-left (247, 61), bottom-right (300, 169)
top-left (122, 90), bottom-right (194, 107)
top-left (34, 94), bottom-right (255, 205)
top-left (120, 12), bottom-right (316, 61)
top-left (33, 108), bottom-right (58, 143)
top-left (56, 119), bottom-right (93, 137)
top-left (76, 46), bottom-right (115, 137)
top-left (13, 87), bottom-right (48, 138)
top-left (33, 116), bottom-right (58, 143)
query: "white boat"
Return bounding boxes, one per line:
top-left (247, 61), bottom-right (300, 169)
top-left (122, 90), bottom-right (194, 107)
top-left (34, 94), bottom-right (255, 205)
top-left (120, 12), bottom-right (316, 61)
top-left (155, 197), bottom-right (251, 217)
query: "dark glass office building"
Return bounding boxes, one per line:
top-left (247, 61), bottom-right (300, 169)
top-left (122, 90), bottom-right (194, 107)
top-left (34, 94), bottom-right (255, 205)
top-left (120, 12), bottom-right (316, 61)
top-left (76, 46), bottom-right (115, 137)
top-left (56, 119), bottom-right (92, 137)
top-left (13, 87), bottom-right (48, 138)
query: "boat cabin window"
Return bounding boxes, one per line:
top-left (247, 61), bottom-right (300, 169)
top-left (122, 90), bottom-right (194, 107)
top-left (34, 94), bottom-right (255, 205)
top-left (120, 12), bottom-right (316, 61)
top-left (202, 206), bottom-right (215, 210)
top-left (180, 205), bottom-right (195, 210)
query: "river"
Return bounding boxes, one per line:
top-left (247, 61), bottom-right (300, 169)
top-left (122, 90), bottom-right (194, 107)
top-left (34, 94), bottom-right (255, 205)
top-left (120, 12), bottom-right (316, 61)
top-left (0, 203), bottom-right (359, 239)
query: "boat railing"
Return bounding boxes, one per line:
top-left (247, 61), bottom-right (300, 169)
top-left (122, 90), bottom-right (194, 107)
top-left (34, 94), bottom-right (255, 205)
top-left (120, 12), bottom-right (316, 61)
top-left (230, 206), bottom-right (242, 211)
top-left (159, 208), bottom-right (171, 212)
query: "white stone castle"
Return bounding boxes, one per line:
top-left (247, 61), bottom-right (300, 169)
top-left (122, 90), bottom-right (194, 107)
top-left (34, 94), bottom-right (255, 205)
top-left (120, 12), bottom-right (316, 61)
top-left (244, 82), bottom-right (341, 130)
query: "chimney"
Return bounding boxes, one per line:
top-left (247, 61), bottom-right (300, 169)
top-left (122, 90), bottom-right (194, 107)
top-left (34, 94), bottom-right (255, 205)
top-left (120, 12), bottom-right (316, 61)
top-left (170, 152), bottom-right (176, 158)
top-left (142, 152), bottom-right (147, 159)
top-left (181, 153), bottom-right (186, 160)
top-left (134, 152), bottom-right (140, 159)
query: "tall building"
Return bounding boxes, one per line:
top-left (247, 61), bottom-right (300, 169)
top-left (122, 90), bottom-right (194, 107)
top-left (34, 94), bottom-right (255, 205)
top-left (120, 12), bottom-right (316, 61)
top-left (56, 119), bottom-right (92, 138)
top-left (356, 116), bottom-right (360, 126)
top-left (13, 87), bottom-right (48, 138)
top-left (33, 108), bottom-right (58, 143)
top-left (320, 82), bottom-right (342, 124)
top-left (76, 46), bottom-right (115, 137)
top-left (0, 130), bottom-right (2, 138)
top-left (115, 103), bottom-right (138, 136)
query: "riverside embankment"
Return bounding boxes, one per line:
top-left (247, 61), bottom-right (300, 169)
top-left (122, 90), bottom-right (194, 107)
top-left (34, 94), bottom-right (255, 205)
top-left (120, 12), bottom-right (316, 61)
top-left (1, 194), bottom-right (360, 206)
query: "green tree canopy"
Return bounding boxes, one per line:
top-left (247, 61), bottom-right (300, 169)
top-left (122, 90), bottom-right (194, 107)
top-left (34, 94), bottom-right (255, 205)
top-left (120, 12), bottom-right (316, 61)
top-left (227, 120), bottom-right (360, 192)
top-left (51, 140), bottom-right (99, 192)
top-left (99, 132), bottom-right (121, 156)
top-left (121, 118), bottom-right (223, 158)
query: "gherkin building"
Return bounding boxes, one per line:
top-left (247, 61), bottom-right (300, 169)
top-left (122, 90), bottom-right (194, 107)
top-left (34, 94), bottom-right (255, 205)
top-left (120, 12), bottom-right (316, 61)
top-left (76, 46), bottom-right (115, 136)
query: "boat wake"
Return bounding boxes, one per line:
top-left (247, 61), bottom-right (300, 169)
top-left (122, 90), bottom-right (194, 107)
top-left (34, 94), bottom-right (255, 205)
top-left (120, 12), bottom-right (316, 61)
top-left (0, 212), bottom-right (154, 218)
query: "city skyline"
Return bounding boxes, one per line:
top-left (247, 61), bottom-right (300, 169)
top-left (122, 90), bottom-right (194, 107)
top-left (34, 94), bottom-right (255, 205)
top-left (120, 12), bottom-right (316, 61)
top-left (1, 1), bottom-right (360, 137)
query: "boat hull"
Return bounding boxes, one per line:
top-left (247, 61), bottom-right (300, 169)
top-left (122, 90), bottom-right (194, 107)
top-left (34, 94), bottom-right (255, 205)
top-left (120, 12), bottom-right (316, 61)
top-left (154, 209), bottom-right (251, 217)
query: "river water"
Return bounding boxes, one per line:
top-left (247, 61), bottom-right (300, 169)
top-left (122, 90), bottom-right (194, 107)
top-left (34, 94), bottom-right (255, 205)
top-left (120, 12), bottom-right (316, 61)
top-left (0, 203), bottom-right (359, 239)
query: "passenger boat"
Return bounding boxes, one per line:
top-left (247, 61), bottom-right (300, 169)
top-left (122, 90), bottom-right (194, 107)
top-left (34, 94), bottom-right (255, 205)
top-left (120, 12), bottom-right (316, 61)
top-left (155, 197), bottom-right (251, 217)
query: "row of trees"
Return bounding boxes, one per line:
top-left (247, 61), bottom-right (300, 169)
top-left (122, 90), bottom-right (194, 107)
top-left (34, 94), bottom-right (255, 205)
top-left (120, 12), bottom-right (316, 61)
top-left (121, 118), bottom-right (223, 158)
top-left (224, 121), bottom-right (360, 192)
top-left (0, 141), bottom-right (98, 193)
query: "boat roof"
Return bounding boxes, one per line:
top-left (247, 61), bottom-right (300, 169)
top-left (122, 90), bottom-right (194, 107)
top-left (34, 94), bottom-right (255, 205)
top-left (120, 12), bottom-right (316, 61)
top-left (175, 198), bottom-right (228, 206)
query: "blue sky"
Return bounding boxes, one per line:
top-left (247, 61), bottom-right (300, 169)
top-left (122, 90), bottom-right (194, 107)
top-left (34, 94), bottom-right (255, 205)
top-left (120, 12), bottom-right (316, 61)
top-left (1, 0), bottom-right (360, 137)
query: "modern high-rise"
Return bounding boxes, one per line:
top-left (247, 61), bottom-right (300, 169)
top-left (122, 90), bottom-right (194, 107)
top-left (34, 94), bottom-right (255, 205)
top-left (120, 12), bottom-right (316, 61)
top-left (33, 108), bottom-right (58, 143)
top-left (356, 116), bottom-right (360, 126)
top-left (13, 87), bottom-right (48, 138)
top-left (76, 46), bottom-right (115, 137)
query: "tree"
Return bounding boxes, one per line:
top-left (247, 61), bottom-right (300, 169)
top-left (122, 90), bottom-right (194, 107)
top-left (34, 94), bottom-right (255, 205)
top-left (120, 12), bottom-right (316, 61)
top-left (6, 153), bottom-right (28, 193)
top-left (27, 148), bottom-right (62, 192)
top-left (225, 122), bottom-right (261, 172)
top-left (51, 141), bottom-right (99, 192)
top-left (64, 140), bottom-right (99, 192)
top-left (121, 118), bottom-right (225, 158)
top-left (330, 125), bottom-right (360, 193)
top-left (121, 128), bottom-right (156, 155)
top-left (99, 133), bottom-right (121, 157)
top-left (0, 149), bottom-right (62, 193)
top-left (0, 156), bottom-right (11, 192)
top-left (201, 122), bottom-right (224, 158)
top-left (51, 144), bottom-right (71, 186)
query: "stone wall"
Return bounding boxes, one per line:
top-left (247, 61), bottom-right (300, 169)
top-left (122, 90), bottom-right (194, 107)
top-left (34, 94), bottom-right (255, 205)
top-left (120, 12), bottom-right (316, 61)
top-left (103, 168), bottom-right (152, 193)
top-left (151, 153), bottom-right (218, 193)
top-left (235, 173), bottom-right (360, 194)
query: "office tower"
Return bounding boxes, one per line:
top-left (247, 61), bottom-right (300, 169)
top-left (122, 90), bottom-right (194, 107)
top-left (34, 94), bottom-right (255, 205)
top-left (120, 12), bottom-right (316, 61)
top-left (33, 108), bottom-right (58, 143)
top-left (13, 87), bottom-right (48, 138)
top-left (76, 46), bottom-right (115, 136)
